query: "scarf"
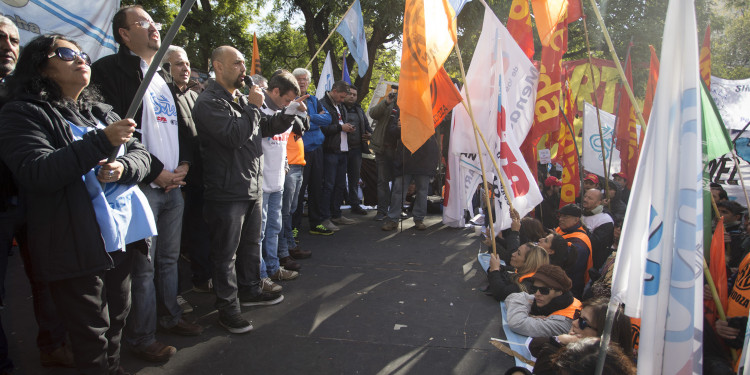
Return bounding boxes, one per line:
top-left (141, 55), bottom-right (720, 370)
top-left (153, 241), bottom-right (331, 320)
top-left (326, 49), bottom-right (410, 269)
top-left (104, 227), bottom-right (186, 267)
top-left (530, 291), bottom-right (574, 316)
top-left (583, 205), bottom-right (603, 216)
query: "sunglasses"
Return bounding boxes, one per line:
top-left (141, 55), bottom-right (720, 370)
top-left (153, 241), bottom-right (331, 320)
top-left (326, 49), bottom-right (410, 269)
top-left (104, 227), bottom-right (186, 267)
top-left (573, 309), bottom-right (598, 331)
top-left (132, 20), bottom-right (162, 30)
top-left (48, 47), bottom-right (91, 66)
top-left (528, 285), bottom-right (554, 295)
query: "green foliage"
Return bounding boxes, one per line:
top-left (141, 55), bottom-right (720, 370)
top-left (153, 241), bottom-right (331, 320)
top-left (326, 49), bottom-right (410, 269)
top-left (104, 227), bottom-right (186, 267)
top-left (711, 1), bottom-right (750, 79)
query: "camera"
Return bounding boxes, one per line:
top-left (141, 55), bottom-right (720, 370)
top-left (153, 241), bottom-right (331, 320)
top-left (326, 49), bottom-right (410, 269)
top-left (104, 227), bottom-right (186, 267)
top-left (388, 92), bottom-right (397, 101)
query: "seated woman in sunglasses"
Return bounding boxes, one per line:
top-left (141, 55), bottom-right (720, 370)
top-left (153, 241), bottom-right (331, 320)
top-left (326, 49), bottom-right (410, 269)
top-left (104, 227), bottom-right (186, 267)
top-left (527, 297), bottom-right (634, 375)
top-left (506, 264), bottom-right (582, 337)
top-left (487, 242), bottom-right (549, 301)
top-left (0, 34), bottom-right (153, 374)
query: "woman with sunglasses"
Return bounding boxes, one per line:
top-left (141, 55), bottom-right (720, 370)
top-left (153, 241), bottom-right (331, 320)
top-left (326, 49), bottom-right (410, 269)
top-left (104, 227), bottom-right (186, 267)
top-left (528, 297), bottom-right (634, 375)
top-left (0, 34), bottom-right (152, 375)
top-left (487, 242), bottom-right (549, 301)
top-left (506, 264), bottom-right (581, 338)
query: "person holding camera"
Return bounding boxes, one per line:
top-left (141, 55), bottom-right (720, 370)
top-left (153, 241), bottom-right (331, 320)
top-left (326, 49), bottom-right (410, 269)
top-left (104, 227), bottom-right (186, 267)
top-left (368, 85), bottom-right (399, 221)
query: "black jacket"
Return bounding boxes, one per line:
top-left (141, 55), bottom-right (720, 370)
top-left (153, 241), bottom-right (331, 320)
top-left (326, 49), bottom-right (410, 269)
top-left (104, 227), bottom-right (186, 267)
top-left (388, 120), bottom-right (440, 177)
top-left (192, 80), bottom-right (296, 201)
top-left (90, 45), bottom-right (194, 184)
top-left (320, 92), bottom-right (349, 153)
top-left (170, 83), bottom-right (203, 190)
top-left (344, 103), bottom-right (373, 153)
top-left (0, 97), bottom-right (151, 281)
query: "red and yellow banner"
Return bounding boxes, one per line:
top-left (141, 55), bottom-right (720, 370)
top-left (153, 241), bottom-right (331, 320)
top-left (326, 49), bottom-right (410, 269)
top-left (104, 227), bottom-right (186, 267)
top-left (557, 84), bottom-right (579, 207)
top-left (700, 25), bottom-right (711, 89)
top-left (398, 0), bottom-right (457, 152)
top-left (507, 0), bottom-right (534, 60)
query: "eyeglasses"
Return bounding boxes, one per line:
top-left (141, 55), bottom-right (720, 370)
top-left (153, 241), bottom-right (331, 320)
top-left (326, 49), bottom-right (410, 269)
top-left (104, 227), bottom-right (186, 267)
top-left (528, 285), bottom-right (553, 295)
top-left (131, 20), bottom-right (162, 30)
top-left (573, 309), bottom-right (598, 331)
top-left (48, 47), bottom-right (91, 66)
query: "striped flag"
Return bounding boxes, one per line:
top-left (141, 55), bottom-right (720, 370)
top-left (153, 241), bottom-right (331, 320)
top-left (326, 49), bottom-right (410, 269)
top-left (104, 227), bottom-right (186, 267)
top-left (610, 1), bottom-right (703, 374)
top-left (398, 0), bottom-right (457, 153)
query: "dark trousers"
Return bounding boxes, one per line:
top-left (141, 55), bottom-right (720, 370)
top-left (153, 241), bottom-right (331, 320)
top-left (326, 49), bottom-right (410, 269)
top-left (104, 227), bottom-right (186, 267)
top-left (182, 186), bottom-right (212, 287)
top-left (346, 148), bottom-right (363, 206)
top-left (322, 152), bottom-right (348, 220)
top-left (203, 199), bottom-right (262, 318)
top-left (376, 148), bottom-right (395, 216)
top-left (294, 147), bottom-right (324, 229)
top-left (50, 250), bottom-right (132, 375)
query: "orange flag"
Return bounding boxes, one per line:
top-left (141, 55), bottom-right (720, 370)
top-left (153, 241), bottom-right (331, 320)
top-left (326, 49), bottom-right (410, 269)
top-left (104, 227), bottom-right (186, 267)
top-left (531, 0), bottom-right (568, 47)
top-left (700, 25), bottom-right (711, 89)
top-left (557, 84), bottom-right (579, 208)
top-left (705, 217), bottom-right (728, 328)
top-left (507, 0), bottom-right (535, 60)
top-left (250, 32), bottom-right (261, 76)
top-left (431, 66), bottom-right (461, 127)
top-left (567, 0), bottom-right (582, 24)
top-left (643, 45), bottom-right (659, 125)
top-left (398, 0), bottom-right (457, 152)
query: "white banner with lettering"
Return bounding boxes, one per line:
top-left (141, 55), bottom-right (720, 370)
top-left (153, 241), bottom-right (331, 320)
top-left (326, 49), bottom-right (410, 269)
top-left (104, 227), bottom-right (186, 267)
top-left (711, 76), bottom-right (750, 131)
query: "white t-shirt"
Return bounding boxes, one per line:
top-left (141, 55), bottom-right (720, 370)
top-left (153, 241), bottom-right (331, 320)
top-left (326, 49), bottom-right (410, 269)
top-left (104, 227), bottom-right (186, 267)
top-left (260, 104), bottom-right (291, 193)
top-left (332, 104), bottom-right (348, 152)
top-left (139, 60), bottom-right (179, 187)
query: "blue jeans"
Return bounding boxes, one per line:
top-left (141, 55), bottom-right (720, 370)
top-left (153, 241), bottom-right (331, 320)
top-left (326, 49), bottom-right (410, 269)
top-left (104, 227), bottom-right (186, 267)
top-left (126, 185), bottom-right (184, 348)
top-left (387, 174), bottom-right (430, 222)
top-left (322, 152), bottom-right (348, 220)
top-left (280, 165), bottom-right (303, 256)
top-left (346, 149), bottom-right (363, 206)
top-left (260, 190), bottom-right (283, 278)
top-left (376, 149), bottom-right (395, 216)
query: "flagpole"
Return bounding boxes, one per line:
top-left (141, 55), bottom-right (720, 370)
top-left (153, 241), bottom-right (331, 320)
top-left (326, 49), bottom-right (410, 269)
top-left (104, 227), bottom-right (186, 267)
top-left (453, 41), bottom-right (508, 256)
top-left (576, 1), bottom-right (610, 199)
top-left (304, 0), bottom-right (357, 71)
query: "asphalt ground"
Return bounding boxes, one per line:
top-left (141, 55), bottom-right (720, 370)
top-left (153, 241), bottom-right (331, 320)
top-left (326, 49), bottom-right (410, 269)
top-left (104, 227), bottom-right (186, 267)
top-left (3, 210), bottom-right (515, 374)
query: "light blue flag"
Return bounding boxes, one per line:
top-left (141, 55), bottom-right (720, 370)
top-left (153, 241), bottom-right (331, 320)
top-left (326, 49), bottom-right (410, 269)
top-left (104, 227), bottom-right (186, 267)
top-left (336, 0), bottom-right (369, 77)
top-left (448, 0), bottom-right (471, 17)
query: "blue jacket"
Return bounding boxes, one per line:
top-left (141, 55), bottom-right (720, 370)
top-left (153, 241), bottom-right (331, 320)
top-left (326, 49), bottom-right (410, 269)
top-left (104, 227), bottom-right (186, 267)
top-left (301, 94), bottom-right (331, 152)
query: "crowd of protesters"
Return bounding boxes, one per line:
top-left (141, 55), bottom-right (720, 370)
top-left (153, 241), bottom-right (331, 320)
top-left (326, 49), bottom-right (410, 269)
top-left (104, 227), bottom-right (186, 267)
top-left (0, 5), bottom-right (747, 375)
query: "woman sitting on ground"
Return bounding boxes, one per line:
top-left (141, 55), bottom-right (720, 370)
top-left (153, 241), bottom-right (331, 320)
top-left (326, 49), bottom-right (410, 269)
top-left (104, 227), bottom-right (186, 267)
top-left (506, 264), bottom-right (581, 337)
top-left (528, 296), bottom-right (633, 375)
top-left (487, 242), bottom-right (549, 301)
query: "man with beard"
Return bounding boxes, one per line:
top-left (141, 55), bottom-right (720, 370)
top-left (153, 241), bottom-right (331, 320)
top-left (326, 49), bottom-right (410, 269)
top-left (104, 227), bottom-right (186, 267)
top-left (92, 5), bottom-right (202, 362)
top-left (193, 46), bottom-right (303, 333)
top-left (580, 189), bottom-right (614, 270)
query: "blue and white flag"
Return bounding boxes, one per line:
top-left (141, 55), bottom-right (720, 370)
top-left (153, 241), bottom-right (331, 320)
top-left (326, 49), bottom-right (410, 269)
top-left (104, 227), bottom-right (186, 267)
top-left (609, 1), bottom-right (703, 374)
top-left (0, 0), bottom-right (118, 61)
top-left (315, 51), bottom-right (334, 100)
top-left (342, 51), bottom-right (351, 84)
top-left (448, 0), bottom-right (470, 17)
top-left (336, 0), bottom-right (368, 77)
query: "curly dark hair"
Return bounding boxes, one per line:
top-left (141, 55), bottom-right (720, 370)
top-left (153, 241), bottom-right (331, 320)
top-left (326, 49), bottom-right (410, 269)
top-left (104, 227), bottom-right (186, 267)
top-left (552, 337), bottom-right (636, 375)
top-left (2, 34), bottom-right (102, 106)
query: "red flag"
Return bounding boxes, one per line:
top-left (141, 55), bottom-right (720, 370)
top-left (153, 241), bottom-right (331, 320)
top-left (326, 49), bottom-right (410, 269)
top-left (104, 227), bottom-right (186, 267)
top-left (615, 54), bottom-right (639, 189)
top-left (557, 84), bottom-right (579, 207)
top-left (643, 45), bottom-right (659, 125)
top-left (431, 66), bottom-right (462, 127)
top-left (567, 0), bottom-right (582, 24)
top-left (700, 25), bottom-right (711, 90)
top-left (507, 0), bottom-right (535, 60)
top-left (705, 217), bottom-right (728, 328)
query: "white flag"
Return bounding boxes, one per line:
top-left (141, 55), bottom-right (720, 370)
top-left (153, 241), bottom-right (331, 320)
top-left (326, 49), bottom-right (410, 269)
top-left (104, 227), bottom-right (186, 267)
top-left (0, 0), bottom-right (118, 61)
top-left (710, 76), bottom-right (750, 131)
top-left (582, 102), bottom-right (621, 177)
top-left (609, 1), bottom-right (703, 374)
top-left (447, 8), bottom-right (542, 233)
top-left (315, 51), bottom-right (334, 100)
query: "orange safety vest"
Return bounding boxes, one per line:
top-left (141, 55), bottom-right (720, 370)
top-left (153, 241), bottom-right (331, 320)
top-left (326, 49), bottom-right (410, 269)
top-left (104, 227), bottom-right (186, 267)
top-left (630, 317), bottom-right (641, 352)
top-left (727, 252), bottom-right (750, 318)
top-left (556, 227), bottom-right (594, 284)
top-left (519, 272), bottom-right (535, 282)
top-left (550, 298), bottom-right (582, 319)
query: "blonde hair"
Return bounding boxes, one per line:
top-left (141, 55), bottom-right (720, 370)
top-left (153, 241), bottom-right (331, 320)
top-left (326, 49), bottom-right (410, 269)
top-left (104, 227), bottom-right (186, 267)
top-left (514, 243), bottom-right (549, 290)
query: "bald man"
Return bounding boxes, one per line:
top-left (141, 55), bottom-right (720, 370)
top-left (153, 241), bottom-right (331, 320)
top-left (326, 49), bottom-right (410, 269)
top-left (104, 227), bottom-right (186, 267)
top-left (193, 46), bottom-right (304, 334)
top-left (581, 189), bottom-right (614, 270)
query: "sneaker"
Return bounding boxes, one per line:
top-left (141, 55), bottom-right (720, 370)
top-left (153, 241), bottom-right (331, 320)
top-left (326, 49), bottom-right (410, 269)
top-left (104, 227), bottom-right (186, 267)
top-left (177, 295), bottom-right (193, 313)
top-left (163, 318), bottom-right (203, 336)
top-left (292, 227), bottom-right (300, 243)
top-left (131, 341), bottom-right (176, 362)
top-left (40, 343), bottom-right (74, 368)
top-left (309, 224), bottom-right (334, 235)
top-left (351, 205), bottom-right (368, 215)
top-left (240, 292), bottom-right (284, 307)
top-left (280, 256), bottom-right (301, 271)
top-left (381, 221), bottom-right (398, 231)
top-left (374, 212), bottom-right (387, 221)
top-left (321, 219), bottom-right (340, 231)
top-left (262, 277), bottom-right (283, 293)
top-left (331, 216), bottom-right (355, 225)
top-left (270, 267), bottom-right (299, 281)
top-left (414, 220), bottom-right (427, 231)
top-left (289, 246), bottom-right (312, 259)
top-left (192, 279), bottom-right (213, 293)
top-left (219, 314), bottom-right (253, 334)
